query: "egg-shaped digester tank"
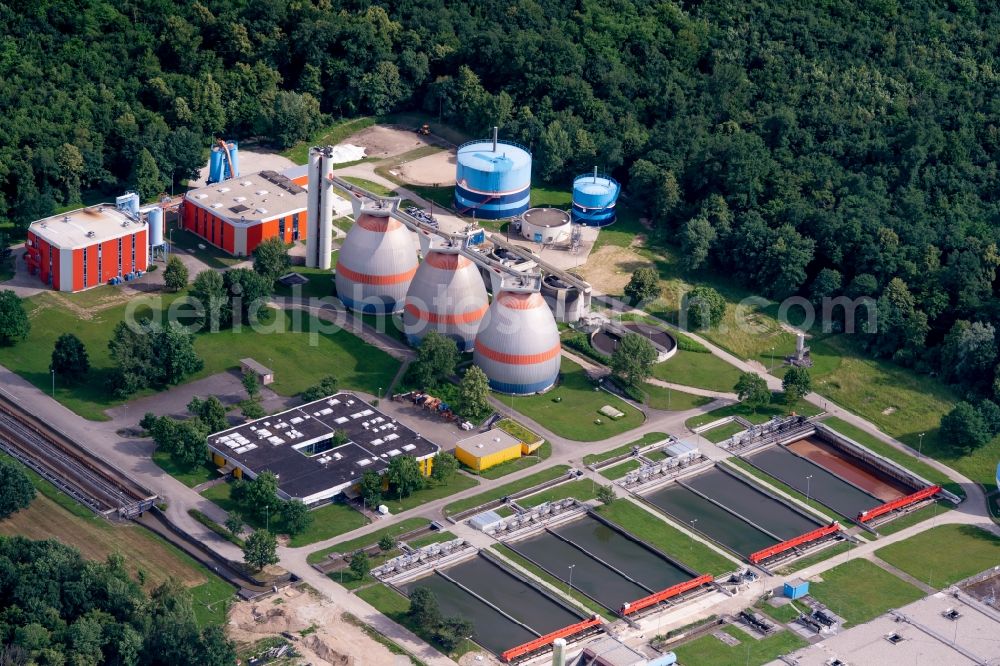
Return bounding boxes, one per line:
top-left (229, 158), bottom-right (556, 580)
top-left (454, 129), bottom-right (531, 220)
top-left (404, 249), bottom-right (489, 352)
top-left (571, 170), bottom-right (620, 226)
top-left (473, 290), bottom-right (561, 394)
top-left (335, 209), bottom-right (418, 313)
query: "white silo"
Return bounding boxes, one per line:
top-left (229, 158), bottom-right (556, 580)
top-left (306, 146), bottom-right (334, 269)
top-left (473, 289), bottom-right (561, 394)
top-left (403, 243), bottom-right (489, 352)
top-left (335, 207), bottom-right (418, 313)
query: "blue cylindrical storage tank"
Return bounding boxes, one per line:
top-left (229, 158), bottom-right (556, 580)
top-left (208, 148), bottom-right (224, 184)
top-left (572, 171), bottom-right (620, 226)
top-left (227, 141), bottom-right (239, 180)
top-left (454, 137), bottom-right (531, 220)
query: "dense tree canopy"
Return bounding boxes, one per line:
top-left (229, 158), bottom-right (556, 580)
top-left (0, 537), bottom-right (235, 665)
top-left (0, 459), bottom-right (34, 520)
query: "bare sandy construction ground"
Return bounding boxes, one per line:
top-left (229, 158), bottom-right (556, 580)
top-left (576, 244), bottom-right (655, 295)
top-left (228, 587), bottom-right (400, 666)
top-left (347, 125), bottom-right (433, 159)
top-left (395, 150), bottom-right (456, 186)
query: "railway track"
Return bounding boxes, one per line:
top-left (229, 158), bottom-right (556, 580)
top-left (0, 393), bottom-right (156, 518)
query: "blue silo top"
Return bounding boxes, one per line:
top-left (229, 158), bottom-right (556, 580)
top-left (573, 173), bottom-right (620, 209)
top-left (457, 140), bottom-right (532, 195)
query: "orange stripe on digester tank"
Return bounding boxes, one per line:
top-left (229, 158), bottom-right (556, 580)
top-left (423, 252), bottom-right (472, 270)
top-left (475, 340), bottom-right (561, 365)
top-left (497, 291), bottom-right (547, 310)
top-left (404, 302), bottom-right (488, 324)
top-left (355, 215), bottom-right (403, 232)
top-left (337, 263), bottom-right (417, 286)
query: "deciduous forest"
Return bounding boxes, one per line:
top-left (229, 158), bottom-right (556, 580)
top-left (2, 0), bottom-right (999, 395)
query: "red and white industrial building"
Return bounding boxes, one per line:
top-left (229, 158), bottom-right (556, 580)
top-left (26, 205), bottom-right (149, 292)
top-left (181, 169), bottom-right (309, 257)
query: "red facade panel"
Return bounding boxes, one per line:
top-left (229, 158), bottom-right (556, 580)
top-left (222, 221), bottom-right (235, 254)
top-left (72, 249), bottom-right (84, 292)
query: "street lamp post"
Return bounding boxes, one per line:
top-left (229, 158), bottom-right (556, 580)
top-left (264, 504), bottom-right (270, 532)
top-left (51, 369), bottom-right (55, 398)
top-left (378, 387), bottom-right (382, 402)
top-left (918, 432), bottom-right (925, 458)
top-left (769, 347), bottom-right (775, 372)
top-left (567, 564), bottom-right (576, 596)
top-left (806, 475), bottom-right (813, 504)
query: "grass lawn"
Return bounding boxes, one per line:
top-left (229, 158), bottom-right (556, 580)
top-left (341, 176), bottom-right (396, 197)
top-left (443, 465), bottom-right (570, 516)
top-left (404, 185), bottom-right (454, 211)
top-left (774, 542), bottom-right (852, 575)
top-left (600, 460), bottom-right (641, 480)
top-left (726, 459), bottom-right (845, 523)
top-left (471, 441), bottom-right (551, 480)
top-left (0, 457), bottom-right (233, 627)
top-left (152, 450), bottom-right (217, 488)
top-left (0, 293), bottom-right (399, 421)
top-left (594, 500), bottom-right (736, 576)
top-left (505, 359), bottom-right (644, 441)
top-left (642, 382), bottom-right (712, 411)
top-left (808, 559), bottom-right (924, 625)
top-left (201, 482), bottom-right (368, 547)
top-left (405, 530), bottom-right (456, 549)
top-left (701, 421), bottom-right (746, 443)
top-left (282, 117), bottom-right (376, 164)
top-left (519, 479), bottom-right (600, 507)
top-left (582, 432), bottom-right (668, 465)
top-left (874, 501), bottom-right (952, 536)
top-left (652, 350), bottom-right (743, 393)
top-left (875, 524), bottom-right (1000, 588)
top-left (685, 395), bottom-right (821, 429)
top-left (757, 600), bottom-right (809, 624)
top-left (673, 625), bottom-right (807, 666)
top-left (491, 544), bottom-right (613, 620)
top-left (377, 474), bottom-right (479, 514)
top-left (357, 584), bottom-right (472, 658)
top-left (330, 548), bottom-right (402, 590)
top-left (306, 517), bottom-right (430, 564)
top-left (273, 265), bottom-right (335, 300)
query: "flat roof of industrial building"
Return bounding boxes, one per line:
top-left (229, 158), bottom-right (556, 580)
top-left (456, 429), bottom-right (522, 457)
top-left (769, 592), bottom-right (1000, 666)
top-left (29, 205), bottom-right (145, 249)
top-left (185, 170), bottom-right (308, 223)
top-left (207, 392), bottom-right (439, 503)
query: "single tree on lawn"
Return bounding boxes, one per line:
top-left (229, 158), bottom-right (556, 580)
top-left (436, 616), bottom-right (475, 651)
top-left (408, 331), bottom-right (459, 388)
top-left (0, 458), bottom-right (36, 519)
top-left (252, 236), bottom-right (291, 283)
top-left (300, 375), bottom-right (339, 402)
top-left (682, 286), bottom-right (725, 330)
top-left (458, 366), bottom-right (491, 420)
top-left (610, 333), bottom-right (658, 388)
top-left (154, 322), bottom-right (204, 386)
top-left (349, 551), bottom-right (370, 581)
top-left (596, 485), bottom-right (616, 505)
top-left (782, 366), bottom-right (812, 403)
top-left (734, 372), bottom-right (770, 412)
top-left (225, 512), bottom-right (244, 537)
top-left (360, 470), bottom-right (383, 508)
top-left (939, 401), bottom-right (992, 455)
top-left (50, 333), bottom-right (90, 383)
top-left (163, 255), bottom-right (189, 292)
top-left (378, 534), bottom-right (395, 552)
top-left (187, 396), bottom-right (228, 433)
top-left (430, 452), bottom-right (458, 483)
top-left (387, 456), bottom-right (424, 499)
top-left (236, 471), bottom-right (281, 522)
top-left (190, 270), bottom-right (229, 331)
top-left (407, 586), bottom-right (442, 633)
top-left (623, 267), bottom-right (660, 305)
top-left (173, 418), bottom-right (211, 468)
top-left (0, 290), bottom-right (30, 346)
top-left (243, 529), bottom-right (279, 571)
top-left (282, 500), bottom-right (312, 537)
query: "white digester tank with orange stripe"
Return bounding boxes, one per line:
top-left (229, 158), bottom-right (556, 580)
top-left (473, 290), bottom-right (561, 394)
top-left (403, 248), bottom-right (489, 352)
top-left (335, 209), bottom-right (418, 313)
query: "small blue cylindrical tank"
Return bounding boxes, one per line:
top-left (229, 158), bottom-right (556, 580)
top-left (226, 141), bottom-right (239, 180)
top-left (208, 148), bottom-right (224, 184)
top-left (572, 170), bottom-right (620, 226)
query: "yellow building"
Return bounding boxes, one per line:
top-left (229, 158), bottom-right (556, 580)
top-left (456, 429), bottom-right (528, 472)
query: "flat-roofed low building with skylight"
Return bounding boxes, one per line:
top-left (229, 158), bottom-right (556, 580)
top-left (206, 392), bottom-right (439, 505)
